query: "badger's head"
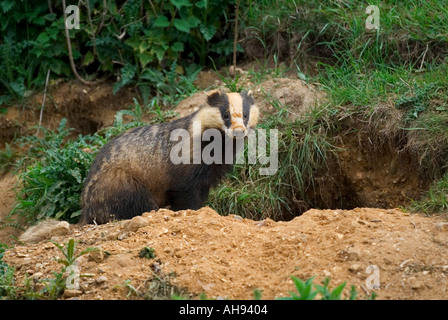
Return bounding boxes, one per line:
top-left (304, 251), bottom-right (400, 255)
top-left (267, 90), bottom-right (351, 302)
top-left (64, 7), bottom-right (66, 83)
top-left (204, 90), bottom-right (259, 138)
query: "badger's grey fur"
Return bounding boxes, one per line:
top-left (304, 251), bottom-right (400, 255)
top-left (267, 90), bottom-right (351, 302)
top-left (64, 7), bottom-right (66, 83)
top-left (79, 90), bottom-right (259, 224)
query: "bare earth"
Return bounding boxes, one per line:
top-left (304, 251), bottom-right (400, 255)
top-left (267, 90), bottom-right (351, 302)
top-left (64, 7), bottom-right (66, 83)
top-left (3, 206), bottom-right (448, 300)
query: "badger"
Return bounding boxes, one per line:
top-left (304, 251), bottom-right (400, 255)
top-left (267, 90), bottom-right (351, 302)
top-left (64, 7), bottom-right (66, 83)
top-left (79, 89), bottom-right (259, 224)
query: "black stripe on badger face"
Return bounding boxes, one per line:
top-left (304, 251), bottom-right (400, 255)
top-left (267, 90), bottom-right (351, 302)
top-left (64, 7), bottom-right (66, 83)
top-left (240, 91), bottom-right (254, 126)
top-left (206, 90), bottom-right (231, 128)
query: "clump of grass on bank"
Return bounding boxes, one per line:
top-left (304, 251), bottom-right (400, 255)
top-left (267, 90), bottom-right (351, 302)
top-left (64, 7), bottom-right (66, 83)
top-left (238, 0), bottom-right (448, 217)
top-left (207, 98), bottom-right (338, 221)
top-left (409, 173), bottom-right (448, 215)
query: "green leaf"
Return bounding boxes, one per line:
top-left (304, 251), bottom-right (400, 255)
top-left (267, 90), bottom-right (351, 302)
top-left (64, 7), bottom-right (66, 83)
top-left (83, 51), bottom-right (95, 66)
top-left (77, 247), bottom-right (99, 259)
top-left (200, 24), bottom-right (217, 41)
top-left (329, 282), bottom-right (347, 300)
top-left (170, 0), bottom-right (192, 9)
top-left (173, 19), bottom-right (191, 33)
top-left (113, 64), bottom-right (136, 94)
top-left (195, 0), bottom-right (207, 8)
top-left (36, 32), bottom-right (50, 44)
top-left (171, 42), bottom-right (184, 52)
top-left (66, 239), bottom-right (75, 262)
top-left (152, 45), bottom-right (167, 61)
top-left (138, 51), bottom-right (154, 68)
top-left (188, 16), bottom-right (201, 28)
top-left (0, 0), bottom-right (15, 13)
top-left (50, 59), bottom-right (63, 75)
top-left (139, 41), bottom-right (150, 53)
top-left (153, 15), bottom-right (170, 27)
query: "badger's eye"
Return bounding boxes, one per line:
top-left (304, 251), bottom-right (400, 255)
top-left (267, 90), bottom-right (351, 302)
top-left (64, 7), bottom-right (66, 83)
top-left (223, 114), bottom-right (230, 121)
top-left (243, 113), bottom-right (249, 120)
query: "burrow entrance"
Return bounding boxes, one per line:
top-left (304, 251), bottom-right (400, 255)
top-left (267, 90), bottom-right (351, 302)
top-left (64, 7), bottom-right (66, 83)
top-left (306, 119), bottom-right (433, 216)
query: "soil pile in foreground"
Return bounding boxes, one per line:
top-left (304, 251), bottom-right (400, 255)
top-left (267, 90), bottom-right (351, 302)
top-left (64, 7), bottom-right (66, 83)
top-left (4, 207), bottom-right (448, 300)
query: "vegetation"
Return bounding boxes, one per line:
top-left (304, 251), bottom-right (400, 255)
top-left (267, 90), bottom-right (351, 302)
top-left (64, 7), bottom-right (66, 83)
top-left (277, 276), bottom-right (360, 300)
top-left (1, 0), bottom-right (448, 300)
top-left (0, 0), bottom-right (236, 104)
top-left (1, 0), bottom-right (448, 223)
top-left (0, 239), bottom-right (98, 299)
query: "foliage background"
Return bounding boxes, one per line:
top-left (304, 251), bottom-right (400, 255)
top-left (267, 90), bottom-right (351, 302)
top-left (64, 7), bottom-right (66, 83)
top-left (0, 0), bottom-right (238, 104)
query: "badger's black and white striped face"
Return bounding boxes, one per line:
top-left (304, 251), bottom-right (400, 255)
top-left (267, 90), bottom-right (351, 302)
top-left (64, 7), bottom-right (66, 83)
top-left (205, 90), bottom-right (259, 138)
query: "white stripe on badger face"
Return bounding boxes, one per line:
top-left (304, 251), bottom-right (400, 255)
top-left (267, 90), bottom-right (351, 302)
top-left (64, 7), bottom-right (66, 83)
top-left (226, 93), bottom-right (247, 138)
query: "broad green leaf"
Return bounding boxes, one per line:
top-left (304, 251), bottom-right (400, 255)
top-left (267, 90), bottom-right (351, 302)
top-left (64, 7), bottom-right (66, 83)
top-left (171, 42), bottom-right (184, 52)
top-left (139, 41), bottom-right (150, 53)
top-left (0, 0), bottom-right (15, 13)
top-left (152, 45), bottom-right (166, 61)
top-left (138, 51), bottom-right (154, 68)
top-left (36, 32), bottom-right (50, 44)
top-left (153, 15), bottom-right (170, 28)
top-left (83, 51), bottom-right (95, 66)
top-left (200, 23), bottom-right (217, 41)
top-left (195, 0), bottom-right (207, 8)
top-left (188, 16), bottom-right (201, 28)
top-left (173, 19), bottom-right (191, 33)
top-left (170, 0), bottom-right (192, 9)
top-left (329, 282), bottom-right (347, 300)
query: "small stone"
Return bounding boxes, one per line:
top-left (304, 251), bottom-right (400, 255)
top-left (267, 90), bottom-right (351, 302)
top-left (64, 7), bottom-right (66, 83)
top-left (106, 231), bottom-right (119, 240)
top-left (335, 233), bottom-right (344, 240)
top-left (43, 243), bottom-right (55, 249)
top-left (123, 216), bottom-right (149, 232)
top-left (174, 249), bottom-right (185, 258)
top-left (25, 268), bottom-right (35, 275)
top-left (255, 220), bottom-right (267, 228)
top-left (31, 272), bottom-right (43, 281)
top-left (349, 263), bottom-right (361, 272)
top-left (63, 289), bottom-right (83, 298)
top-left (435, 222), bottom-right (448, 232)
top-left (96, 276), bottom-right (108, 284)
top-left (88, 249), bottom-right (104, 263)
top-left (118, 232), bottom-right (129, 240)
top-left (75, 255), bottom-right (88, 266)
top-left (20, 220), bottom-right (70, 243)
top-left (347, 246), bottom-right (362, 261)
top-left (409, 277), bottom-right (424, 290)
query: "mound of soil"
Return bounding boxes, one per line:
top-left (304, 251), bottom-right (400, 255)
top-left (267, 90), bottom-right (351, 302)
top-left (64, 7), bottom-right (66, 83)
top-left (4, 207), bottom-right (448, 300)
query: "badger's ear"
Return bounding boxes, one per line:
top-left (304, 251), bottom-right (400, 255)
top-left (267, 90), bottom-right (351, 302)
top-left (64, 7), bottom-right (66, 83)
top-left (206, 89), bottom-right (223, 107)
top-left (240, 90), bottom-right (255, 104)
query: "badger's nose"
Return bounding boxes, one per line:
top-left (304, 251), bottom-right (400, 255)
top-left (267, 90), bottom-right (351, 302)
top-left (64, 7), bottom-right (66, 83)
top-left (232, 128), bottom-right (246, 138)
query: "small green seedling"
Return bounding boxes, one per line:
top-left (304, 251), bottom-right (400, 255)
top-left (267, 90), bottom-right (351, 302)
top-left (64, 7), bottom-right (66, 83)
top-left (138, 247), bottom-right (156, 259)
top-left (50, 238), bottom-right (98, 267)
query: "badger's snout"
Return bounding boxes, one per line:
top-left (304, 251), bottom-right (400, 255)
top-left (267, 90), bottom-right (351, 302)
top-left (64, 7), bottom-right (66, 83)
top-left (226, 127), bottom-right (247, 139)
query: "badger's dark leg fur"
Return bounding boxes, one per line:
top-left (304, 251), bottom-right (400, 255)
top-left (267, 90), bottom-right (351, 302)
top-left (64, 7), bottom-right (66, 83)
top-left (167, 186), bottom-right (210, 211)
top-left (81, 168), bottom-right (159, 224)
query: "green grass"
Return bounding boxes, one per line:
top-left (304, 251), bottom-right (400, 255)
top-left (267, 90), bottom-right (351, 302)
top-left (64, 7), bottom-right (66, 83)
top-left (277, 276), bottom-right (360, 300)
top-left (207, 98), bottom-right (337, 220)
top-left (409, 173), bottom-right (448, 215)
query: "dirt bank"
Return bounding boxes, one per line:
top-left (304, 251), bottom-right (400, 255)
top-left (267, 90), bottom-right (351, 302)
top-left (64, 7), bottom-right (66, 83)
top-left (4, 207), bottom-right (448, 300)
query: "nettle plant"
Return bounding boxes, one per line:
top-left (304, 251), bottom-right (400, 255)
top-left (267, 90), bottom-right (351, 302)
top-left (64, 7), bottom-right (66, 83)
top-left (0, 0), bottom-right (237, 103)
